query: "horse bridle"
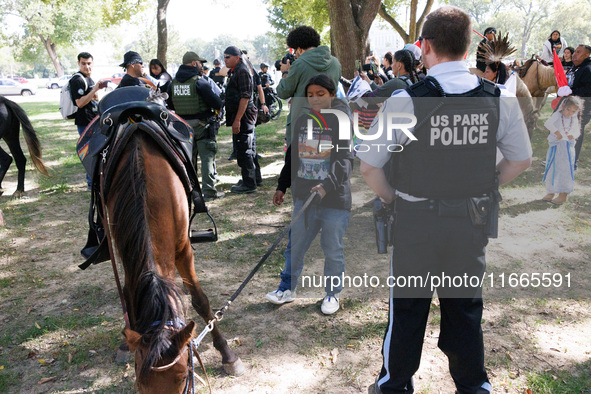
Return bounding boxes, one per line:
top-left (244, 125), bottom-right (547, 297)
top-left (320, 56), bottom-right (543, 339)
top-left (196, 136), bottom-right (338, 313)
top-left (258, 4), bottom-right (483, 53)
top-left (149, 321), bottom-right (210, 394)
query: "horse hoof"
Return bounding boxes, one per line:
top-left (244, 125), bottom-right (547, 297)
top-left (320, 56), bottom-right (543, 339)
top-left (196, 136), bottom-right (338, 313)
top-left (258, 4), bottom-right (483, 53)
top-left (11, 190), bottom-right (23, 199)
top-left (223, 358), bottom-right (245, 377)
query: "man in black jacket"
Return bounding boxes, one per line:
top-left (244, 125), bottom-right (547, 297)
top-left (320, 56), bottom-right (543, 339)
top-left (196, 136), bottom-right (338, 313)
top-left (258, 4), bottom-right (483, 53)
top-left (570, 44), bottom-right (591, 168)
top-left (168, 51), bottom-right (225, 201)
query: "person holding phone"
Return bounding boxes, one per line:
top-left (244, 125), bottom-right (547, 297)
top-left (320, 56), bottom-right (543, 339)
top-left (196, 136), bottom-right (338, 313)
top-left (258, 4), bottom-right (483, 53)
top-left (70, 51), bottom-right (108, 190)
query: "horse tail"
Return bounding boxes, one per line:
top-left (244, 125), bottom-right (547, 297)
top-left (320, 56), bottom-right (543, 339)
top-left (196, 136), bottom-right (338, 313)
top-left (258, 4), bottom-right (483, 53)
top-left (109, 133), bottom-right (184, 384)
top-left (1, 97), bottom-right (49, 176)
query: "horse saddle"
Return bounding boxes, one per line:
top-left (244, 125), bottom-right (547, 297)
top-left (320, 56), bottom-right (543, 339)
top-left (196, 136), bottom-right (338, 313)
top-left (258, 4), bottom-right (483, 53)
top-left (514, 57), bottom-right (537, 79)
top-left (79, 87), bottom-right (216, 270)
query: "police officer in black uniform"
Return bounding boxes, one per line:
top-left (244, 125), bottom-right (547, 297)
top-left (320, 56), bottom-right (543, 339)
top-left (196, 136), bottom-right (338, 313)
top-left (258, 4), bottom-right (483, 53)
top-left (223, 46), bottom-right (261, 193)
top-left (209, 59), bottom-right (226, 88)
top-left (358, 6), bottom-right (532, 394)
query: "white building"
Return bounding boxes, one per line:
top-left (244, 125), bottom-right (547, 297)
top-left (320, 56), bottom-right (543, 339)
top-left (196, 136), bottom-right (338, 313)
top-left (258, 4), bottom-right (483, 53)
top-left (368, 22), bottom-right (405, 59)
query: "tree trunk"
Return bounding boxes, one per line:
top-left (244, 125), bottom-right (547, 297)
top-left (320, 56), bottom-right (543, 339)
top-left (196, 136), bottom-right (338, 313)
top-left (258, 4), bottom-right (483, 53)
top-left (327, 0), bottom-right (381, 79)
top-left (156, 0), bottom-right (170, 67)
top-left (40, 36), bottom-right (63, 77)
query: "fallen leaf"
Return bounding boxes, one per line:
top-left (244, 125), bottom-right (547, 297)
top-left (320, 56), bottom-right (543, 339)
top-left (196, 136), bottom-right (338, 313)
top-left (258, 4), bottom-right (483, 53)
top-left (34, 322), bottom-right (41, 329)
top-left (0, 366), bottom-right (4, 370)
top-left (38, 377), bottom-right (55, 384)
top-left (329, 348), bottom-right (339, 364)
top-left (38, 359), bottom-right (46, 364)
top-left (526, 389), bottom-right (533, 394)
top-left (27, 351), bottom-right (36, 359)
top-left (68, 353), bottom-right (72, 363)
top-left (550, 347), bottom-right (561, 352)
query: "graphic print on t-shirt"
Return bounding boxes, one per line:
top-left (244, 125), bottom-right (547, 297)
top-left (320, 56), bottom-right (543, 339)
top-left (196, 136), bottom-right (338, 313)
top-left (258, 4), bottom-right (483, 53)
top-left (298, 121), bottom-right (333, 181)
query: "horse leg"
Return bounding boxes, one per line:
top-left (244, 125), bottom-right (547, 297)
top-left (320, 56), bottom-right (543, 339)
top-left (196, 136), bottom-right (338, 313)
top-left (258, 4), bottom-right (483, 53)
top-left (5, 135), bottom-right (27, 197)
top-left (0, 146), bottom-right (13, 196)
top-left (176, 244), bottom-right (245, 376)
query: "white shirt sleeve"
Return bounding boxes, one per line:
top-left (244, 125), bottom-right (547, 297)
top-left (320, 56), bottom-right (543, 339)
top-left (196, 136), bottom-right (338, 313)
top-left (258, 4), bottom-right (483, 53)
top-left (497, 92), bottom-right (533, 161)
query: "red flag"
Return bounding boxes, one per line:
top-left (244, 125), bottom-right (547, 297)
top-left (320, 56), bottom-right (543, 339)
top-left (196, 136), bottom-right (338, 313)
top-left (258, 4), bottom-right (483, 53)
top-left (553, 49), bottom-right (568, 87)
top-left (414, 39), bottom-right (421, 49)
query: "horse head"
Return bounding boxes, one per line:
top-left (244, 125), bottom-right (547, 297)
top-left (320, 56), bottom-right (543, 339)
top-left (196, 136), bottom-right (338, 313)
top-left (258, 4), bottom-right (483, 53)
top-left (124, 320), bottom-right (197, 393)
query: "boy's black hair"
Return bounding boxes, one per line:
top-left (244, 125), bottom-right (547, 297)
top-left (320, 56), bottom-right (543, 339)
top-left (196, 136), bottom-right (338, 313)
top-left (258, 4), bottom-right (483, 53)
top-left (287, 26), bottom-right (321, 50)
top-left (77, 52), bottom-right (93, 61)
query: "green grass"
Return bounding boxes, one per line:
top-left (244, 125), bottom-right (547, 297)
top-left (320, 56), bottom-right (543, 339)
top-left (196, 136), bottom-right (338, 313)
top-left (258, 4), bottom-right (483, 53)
top-left (527, 359), bottom-right (591, 393)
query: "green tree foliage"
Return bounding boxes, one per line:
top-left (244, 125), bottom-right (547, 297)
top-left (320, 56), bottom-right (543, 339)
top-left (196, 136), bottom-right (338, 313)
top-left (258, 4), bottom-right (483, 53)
top-left (0, 0), bottom-right (145, 76)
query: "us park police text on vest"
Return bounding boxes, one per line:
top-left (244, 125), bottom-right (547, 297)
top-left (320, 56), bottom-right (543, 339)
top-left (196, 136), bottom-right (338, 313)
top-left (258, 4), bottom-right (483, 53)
top-left (308, 109), bottom-right (490, 152)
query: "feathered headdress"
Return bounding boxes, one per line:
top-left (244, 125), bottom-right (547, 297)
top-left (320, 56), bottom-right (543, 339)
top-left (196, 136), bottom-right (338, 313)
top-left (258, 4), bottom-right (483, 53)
top-left (483, 32), bottom-right (516, 64)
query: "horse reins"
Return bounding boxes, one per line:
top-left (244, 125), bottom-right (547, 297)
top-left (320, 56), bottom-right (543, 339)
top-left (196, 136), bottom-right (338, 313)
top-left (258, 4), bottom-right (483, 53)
top-left (191, 191), bottom-right (321, 348)
top-left (99, 147), bottom-right (130, 330)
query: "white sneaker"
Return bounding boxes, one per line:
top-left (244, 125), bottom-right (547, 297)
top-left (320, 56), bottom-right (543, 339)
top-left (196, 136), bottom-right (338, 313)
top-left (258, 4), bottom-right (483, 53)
top-left (321, 295), bottom-right (340, 315)
top-left (265, 289), bottom-right (296, 305)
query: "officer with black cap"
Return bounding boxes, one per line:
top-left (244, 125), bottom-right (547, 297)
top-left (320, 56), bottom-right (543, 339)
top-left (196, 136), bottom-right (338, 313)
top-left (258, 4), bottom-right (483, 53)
top-left (117, 51), bottom-right (149, 88)
top-left (223, 45), bottom-right (261, 194)
top-left (209, 59), bottom-right (225, 87)
top-left (358, 6), bottom-right (532, 394)
top-left (168, 51), bottom-right (225, 201)
top-left (259, 62), bottom-right (274, 88)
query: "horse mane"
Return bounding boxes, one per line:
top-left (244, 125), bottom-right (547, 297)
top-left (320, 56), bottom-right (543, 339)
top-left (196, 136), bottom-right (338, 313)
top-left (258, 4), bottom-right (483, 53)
top-left (109, 133), bottom-right (185, 384)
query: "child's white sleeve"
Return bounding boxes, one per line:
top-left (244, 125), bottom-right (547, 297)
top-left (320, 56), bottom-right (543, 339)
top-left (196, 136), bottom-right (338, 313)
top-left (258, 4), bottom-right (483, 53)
top-left (544, 111), bottom-right (561, 135)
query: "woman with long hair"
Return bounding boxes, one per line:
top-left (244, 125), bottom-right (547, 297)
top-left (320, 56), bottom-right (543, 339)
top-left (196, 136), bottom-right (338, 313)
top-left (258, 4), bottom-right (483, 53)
top-left (541, 30), bottom-right (568, 65)
top-left (149, 59), bottom-right (172, 93)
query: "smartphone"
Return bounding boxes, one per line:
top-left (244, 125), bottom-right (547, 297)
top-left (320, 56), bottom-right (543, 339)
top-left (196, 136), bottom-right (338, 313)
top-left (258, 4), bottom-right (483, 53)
top-left (355, 60), bottom-right (362, 72)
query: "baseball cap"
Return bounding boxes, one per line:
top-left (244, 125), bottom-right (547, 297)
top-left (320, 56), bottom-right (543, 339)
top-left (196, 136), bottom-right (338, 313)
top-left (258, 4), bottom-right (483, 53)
top-left (182, 51), bottom-right (207, 65)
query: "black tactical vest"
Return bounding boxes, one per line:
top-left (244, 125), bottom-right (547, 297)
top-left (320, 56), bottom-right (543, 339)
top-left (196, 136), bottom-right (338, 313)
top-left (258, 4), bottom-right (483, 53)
top-left (391, 76), bottom-right (500, 199)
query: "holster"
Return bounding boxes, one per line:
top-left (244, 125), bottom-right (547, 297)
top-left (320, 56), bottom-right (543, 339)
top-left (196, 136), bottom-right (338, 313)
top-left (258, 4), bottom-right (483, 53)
top-left (467, 190), bottom-right (501, 238)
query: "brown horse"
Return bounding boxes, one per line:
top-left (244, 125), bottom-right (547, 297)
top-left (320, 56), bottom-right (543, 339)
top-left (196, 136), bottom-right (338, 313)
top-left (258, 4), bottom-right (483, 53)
top-left (513, 58), bottom-right (558, 114)
top-left (0, 96), bottom-right (48, 197)
top-left (514, 58), bottom-right (558, 97)
top-left (105, 128), bottom-right (244, 392)
top-left (470, 67), bottom-right (538, 137)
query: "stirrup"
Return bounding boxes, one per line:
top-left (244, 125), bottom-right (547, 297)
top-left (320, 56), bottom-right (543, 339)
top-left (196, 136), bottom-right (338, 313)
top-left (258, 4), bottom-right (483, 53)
top-left (189, 212), bottom-right (218, 244)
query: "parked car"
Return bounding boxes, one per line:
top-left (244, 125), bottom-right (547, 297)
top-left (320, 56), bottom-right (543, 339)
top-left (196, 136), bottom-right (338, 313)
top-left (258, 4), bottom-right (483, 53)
top-left (102, 73), bottom-right (125, 85)
top-left (0, 78), bottom-right (38, 96)
top-left (46, 75), bottom-right (73, 89)
top-left (8, 76), bottom-right (28, 84)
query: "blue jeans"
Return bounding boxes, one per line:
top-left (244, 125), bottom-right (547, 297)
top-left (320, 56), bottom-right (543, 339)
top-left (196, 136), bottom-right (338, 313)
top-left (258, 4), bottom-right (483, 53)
top-left (278, 199), bottom-right (350, 295)
top-left (77, 125), bottom-right (92, 187)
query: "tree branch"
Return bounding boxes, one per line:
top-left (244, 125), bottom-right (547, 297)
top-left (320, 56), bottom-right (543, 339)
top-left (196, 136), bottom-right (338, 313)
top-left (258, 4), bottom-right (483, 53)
top-left (378, 3), bottom-right (408, 42)
top-left (416, 0), bottom-right (434, 38)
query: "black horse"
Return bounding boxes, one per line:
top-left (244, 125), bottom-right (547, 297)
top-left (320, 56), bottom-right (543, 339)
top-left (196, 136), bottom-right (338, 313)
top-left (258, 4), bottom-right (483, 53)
top-left (0, 96), bottom-right (48, 197)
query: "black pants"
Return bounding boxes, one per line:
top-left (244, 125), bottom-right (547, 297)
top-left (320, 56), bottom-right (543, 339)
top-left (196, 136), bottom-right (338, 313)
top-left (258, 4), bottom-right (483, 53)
top-left (235, 132), bottom-right (261, 188)
top-left (574, 112), bottom-right (591, 167)
top-left (377, 203), bottom-right (490, 394)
